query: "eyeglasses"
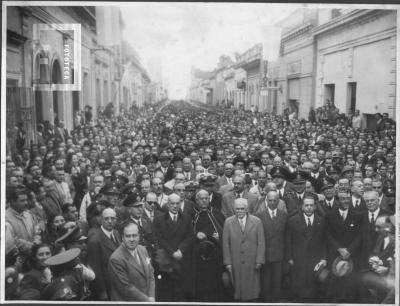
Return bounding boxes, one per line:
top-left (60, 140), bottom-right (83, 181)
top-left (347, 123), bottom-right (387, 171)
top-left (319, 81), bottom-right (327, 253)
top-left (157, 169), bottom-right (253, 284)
top-left (147, 201), bottom-right (158, 205)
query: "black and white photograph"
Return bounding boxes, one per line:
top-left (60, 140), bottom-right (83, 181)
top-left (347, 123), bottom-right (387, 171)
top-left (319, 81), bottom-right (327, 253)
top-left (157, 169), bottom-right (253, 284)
top-left (1, 1), bottom-right (399, 304)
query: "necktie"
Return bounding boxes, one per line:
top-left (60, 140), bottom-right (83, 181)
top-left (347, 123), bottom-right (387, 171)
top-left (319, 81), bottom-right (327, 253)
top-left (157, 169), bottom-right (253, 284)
top-left (355, 200), bottom-right (359, 207)
top-left (341, 211), bottom-right (346, 221)
top-left (240, 218), bottom-right (245, 232)
top-left (110, 232), bottom-right (117, 245)
top-left (272, 210), bottom-right (276, 219)
top-left (150, 211), bottom-right (154, 221)
top-left (173, 214), bottom-right (177, 223)
top-left (133, 249), bottom-right (140, 264)
top-left (307, 217), bottom-right (312, 227)
top-left (298, 195), bottom-right (302, 201)
top-left (370, 212), bottom-right (375, 224)
top-left (279, 190), bottom-right (283, 198)
top-left (236, 193), bottom-right (241, 199)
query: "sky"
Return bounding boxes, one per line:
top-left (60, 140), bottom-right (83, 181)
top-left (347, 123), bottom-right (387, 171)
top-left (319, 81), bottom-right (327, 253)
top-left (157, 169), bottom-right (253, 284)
top-left (120, 3), bottom-right (301, 99)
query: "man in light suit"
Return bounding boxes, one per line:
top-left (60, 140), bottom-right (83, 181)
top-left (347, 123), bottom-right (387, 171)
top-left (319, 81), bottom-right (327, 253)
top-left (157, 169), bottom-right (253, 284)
top-left (87, 208), bottom-right (121, 300)
top-left (256, 191), bottom-right (287, 302)
top-left (223, 198), bottom-right (265, 301)
top-left (221, 174), bottom-right (258, 217)
top-left (108, 221), bottom-right (155, 302)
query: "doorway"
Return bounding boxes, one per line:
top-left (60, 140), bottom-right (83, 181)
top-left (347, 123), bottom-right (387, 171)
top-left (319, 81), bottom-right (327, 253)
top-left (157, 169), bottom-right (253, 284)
top-left (324, 84), bottom-right (335, 105)
top-left (347, 82), bottom-right (357, 113)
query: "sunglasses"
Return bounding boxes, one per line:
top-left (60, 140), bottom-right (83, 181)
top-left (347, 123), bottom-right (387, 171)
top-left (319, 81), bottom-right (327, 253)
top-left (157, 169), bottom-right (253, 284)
top-left (147, 201), bottom-right (158, 205)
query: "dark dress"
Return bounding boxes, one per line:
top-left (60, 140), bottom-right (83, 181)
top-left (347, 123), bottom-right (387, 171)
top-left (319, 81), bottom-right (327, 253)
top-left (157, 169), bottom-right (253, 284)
top-left (191, 207), bottom-right (226, 301)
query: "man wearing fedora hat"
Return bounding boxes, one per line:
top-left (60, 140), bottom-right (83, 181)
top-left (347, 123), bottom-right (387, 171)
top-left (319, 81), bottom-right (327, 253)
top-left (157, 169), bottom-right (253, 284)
top-left (285, 193), bottom-right (327, 302)
top-left (325, 190), bottom-right (363, 302)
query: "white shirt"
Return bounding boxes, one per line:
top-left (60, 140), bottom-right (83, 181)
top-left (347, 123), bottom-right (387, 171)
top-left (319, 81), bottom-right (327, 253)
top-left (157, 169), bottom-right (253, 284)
top-left (130, 216), bottom-right (142, 227)
top-left (235, 191), bottom-right (244, 198)
top-left (267, 207), bottom-right (277, 219)
top-left (180, 201), bottom-right (185, 212)
top-left (351, 196), bottom-right (361, 208)
top-left (296, 192), bottom-right (305, 201)
top-left (325, 198), bottom-right (335, 208)
top-left (369, 208), bottom-right (380, 222)
top-left (144, 208), bottom-right (154, 221)
top-left (183, 171), bottom-right (191, 180)
top-left (339, 208), bottom-right (349, 220)
top-left (383, 236), bottom-right (390, 250)
top-left (169, 212), bottom-right (178, 222)
top-left (101, 226), bottom-right (114, 240)
top-left (304, 213), bottom-right (314, 225)
top-left (129, 248), bottom-right (140, 263)
top-left (238, 215), bottom-right (247, 229)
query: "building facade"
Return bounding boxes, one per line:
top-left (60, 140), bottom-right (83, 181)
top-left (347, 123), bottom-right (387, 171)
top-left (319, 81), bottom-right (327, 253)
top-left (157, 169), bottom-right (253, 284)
top-left (275, 8), bottom-right (397, 122)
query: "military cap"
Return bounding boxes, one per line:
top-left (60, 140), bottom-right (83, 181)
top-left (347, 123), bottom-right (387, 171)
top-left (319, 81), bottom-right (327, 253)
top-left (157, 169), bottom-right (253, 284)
top-left (232, 156), bottom-right (246, 166)
top-left (122, 192), bottom-right (143, 207)
top-left (321, 183), bottom-right (335, 192)
top-left (199, 174), bottom-right (218, 186)
top-left (86, 199), bottom-right (109, 219)
top-left (291, 170), bottom-right (311, 184)
top-left (341, 165), bottom-right (354, 175)
top-left (321, 176), bottom-right (336, 186)
top-left (332, 151), bottom-right (342, 159)
top-left (103, 170), bottom-right (112, 178)
top-left (270, 166), bottom-right (288, 179)
top-left (55, 226), bottom-right (87, 246)
top-left (100, 183), bottom-right (120, 195)
top-left (115, 174), bottom-right (129, 186)
top-left (45, 248), bottom-right (81, 268)
top-left (184, 180), bottom-right (199, 191)
top-left (143, 153), bottom-right (158, 165)
top-left (121, 183), bottom-right (136, 195)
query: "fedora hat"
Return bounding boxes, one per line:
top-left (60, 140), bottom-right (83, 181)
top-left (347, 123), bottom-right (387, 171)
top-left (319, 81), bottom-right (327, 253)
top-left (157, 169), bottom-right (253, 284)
top-left (315, 265), bottom-right (330, 283)
top-left (332, 256), bottom-right (354, 277)
top-left (222, 270), bottom-right (233, 289)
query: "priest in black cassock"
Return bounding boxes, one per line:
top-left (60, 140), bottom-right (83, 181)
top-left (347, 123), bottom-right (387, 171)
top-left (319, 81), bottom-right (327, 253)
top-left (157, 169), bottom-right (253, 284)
top-left (191, 189), bottom-right (226, 302)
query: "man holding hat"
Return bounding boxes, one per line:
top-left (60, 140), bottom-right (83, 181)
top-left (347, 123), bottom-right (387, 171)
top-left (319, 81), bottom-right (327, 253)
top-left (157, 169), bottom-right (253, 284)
top-left (285, 193), bottom-right (327, 302)
top-left (325, 190), bottom-right (363, 302)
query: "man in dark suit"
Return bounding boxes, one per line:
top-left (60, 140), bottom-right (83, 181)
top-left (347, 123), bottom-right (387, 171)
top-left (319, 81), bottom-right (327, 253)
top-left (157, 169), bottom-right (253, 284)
top-left (182, 157), bottom-right (196, 181)
top-left (217, 162), bottom-right (234, 188)
top-left (199, 174), bottom-right (222, 211)
top-left (155, 151), bottom-right (174, 182)
top-left (283, 170), bottom-right (313, 217)
top-left (221, 174), bottom-right (258, 217)
top-left (271, 166), bottom-right (295, 199)
top-left (372, 179), bottom-right (394, 213)
top-left (360, 190), bottom-right (393, 270)
top-left (108, 221), bottom-right (155, 301)
top-left (123, 192), bottom-right (157, 261)
top-left (153, 193), bottom-right (194, 301)
top-left (325, 190), bottom-right (363, 302)
top-left (173, 183), bottom-right (196, 219)
top-left (87, 207), bottom-right (121, 300)
top-left (350, 180), bottom-right (367, 212)
top-left (256, 190), bottom-right (287, 302)
top-left (143, 192), bottom-right (166, 223)
top-left (285, 193), bottom-right (327, 302)
top-left (317, 182), bottom-right (339, 217)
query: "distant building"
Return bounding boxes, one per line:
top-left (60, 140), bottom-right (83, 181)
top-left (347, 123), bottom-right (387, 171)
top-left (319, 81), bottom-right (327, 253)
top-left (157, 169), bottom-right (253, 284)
top-left (275, 8), bottom-right (397, 123)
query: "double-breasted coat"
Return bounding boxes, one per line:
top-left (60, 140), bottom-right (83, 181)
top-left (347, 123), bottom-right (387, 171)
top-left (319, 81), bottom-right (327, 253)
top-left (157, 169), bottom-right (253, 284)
top-left (222, 214), bottom-right (265, 301)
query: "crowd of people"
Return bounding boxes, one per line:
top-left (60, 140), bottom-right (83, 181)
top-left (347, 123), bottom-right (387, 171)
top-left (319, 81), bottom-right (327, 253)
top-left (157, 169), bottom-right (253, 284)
top-left (4, 99), bottom-right (397, 303)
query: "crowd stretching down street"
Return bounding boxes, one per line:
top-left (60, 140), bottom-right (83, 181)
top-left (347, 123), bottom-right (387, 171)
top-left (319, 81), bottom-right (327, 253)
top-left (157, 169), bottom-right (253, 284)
top-left (4, 99), bottom-right (397, 303)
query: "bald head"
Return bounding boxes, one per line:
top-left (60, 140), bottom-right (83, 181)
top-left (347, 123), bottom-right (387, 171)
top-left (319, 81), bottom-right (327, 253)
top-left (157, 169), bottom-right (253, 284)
top-left (101, 208), bottom-right (117, 231)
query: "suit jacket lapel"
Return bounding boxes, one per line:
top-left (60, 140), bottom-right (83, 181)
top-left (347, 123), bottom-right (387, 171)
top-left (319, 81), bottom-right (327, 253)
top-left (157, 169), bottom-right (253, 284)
top-left (122, 245), bottom-right (145, 277)
top-left (100, 229), bottom-right (119, 251)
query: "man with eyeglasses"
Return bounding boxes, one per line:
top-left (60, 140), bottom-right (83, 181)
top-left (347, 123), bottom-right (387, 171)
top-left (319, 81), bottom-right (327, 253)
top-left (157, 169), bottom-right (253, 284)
top-left (173, 182), bottom-right (195, 219)
top-left (143, 192), bottom-right (166, 223)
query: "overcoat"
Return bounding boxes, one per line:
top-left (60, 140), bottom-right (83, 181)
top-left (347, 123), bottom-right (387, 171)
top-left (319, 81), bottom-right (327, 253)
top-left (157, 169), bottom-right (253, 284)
top-left (222, 214), bottom-right (265, 301)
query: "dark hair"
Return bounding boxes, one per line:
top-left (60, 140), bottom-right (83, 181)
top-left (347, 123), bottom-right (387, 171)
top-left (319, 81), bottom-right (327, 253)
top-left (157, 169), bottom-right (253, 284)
top-left (26, 243), bottom-right (53, 271)
top-left (6, 185), bottom-right (28, 203)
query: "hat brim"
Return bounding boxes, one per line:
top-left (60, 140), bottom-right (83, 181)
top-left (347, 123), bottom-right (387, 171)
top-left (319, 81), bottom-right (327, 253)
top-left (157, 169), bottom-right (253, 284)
top-left (332, 256), bottom-right (354, 277)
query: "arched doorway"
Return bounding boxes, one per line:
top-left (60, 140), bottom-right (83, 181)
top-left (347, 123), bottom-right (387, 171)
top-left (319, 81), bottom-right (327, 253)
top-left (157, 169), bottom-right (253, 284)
top-left (52, 59), bottom-right (63, 126)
